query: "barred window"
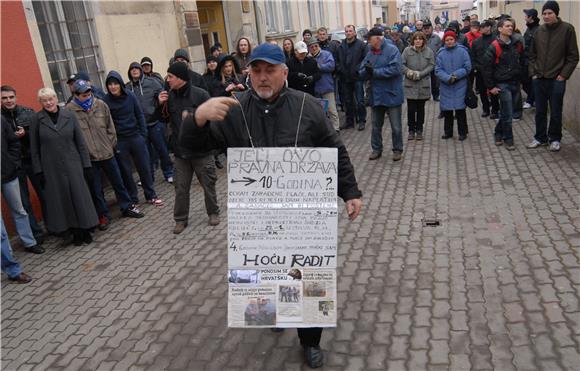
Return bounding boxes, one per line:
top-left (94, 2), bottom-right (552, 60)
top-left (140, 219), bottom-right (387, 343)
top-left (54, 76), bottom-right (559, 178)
top-left (32, 1), bottom-right (104, 102)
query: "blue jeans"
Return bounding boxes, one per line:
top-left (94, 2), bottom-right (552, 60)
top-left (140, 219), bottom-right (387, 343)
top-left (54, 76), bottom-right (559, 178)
top-left (342, 80), bottom-right (367, 125)
top-left (87, 157), bottom-right (133, 219)
top-left (1, 219), bottom-right (22, 279)
top-left (534, 78), bottom-right (566, 143)
top-left (147, 122), bottom-right (173, 181)
top-left (17, 160), bottom-right (44, 237)
top-left (115, 135), bottom-right (157, 203)
top-left (1, 178), bottom-right (37, 248)
top-left (495, 82), bottom-right (518, 143)
top-left (371, 105), bottom-right (403, 153)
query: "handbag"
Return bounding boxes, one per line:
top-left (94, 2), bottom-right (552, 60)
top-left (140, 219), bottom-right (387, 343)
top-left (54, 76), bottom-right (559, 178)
top-left (465, 76), bottom-right (478, 109)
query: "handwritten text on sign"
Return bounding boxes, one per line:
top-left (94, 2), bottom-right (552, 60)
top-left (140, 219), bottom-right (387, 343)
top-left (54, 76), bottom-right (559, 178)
top-left (228, 148), bottom-right (338, 268)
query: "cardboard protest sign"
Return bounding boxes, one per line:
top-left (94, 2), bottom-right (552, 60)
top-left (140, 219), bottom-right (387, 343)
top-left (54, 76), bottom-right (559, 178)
top-left (227, 148), bottom-right (338, 328)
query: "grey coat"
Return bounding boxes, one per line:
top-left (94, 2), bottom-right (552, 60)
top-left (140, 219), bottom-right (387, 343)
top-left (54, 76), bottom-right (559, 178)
top-left (401, 46), bottom-right (435, 100)
top-left (30, 108), bottom-right (97, 233)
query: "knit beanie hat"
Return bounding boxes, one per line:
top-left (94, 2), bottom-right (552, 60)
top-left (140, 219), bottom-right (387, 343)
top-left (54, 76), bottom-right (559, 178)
top-left (542, 0), bottom-right (560, 16)
top-left (173, 48), bottom-right (190, 62)
top-left (167, 61), bottom-right (190, 81)
top-left (443, 31), bottom-right (457, 41)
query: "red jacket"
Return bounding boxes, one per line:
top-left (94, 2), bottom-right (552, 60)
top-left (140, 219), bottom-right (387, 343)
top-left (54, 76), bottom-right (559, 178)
top-left (466, 31), bottom-right (482, 48)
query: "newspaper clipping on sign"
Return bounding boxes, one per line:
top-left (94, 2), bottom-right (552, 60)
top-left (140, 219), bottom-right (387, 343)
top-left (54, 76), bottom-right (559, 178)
top-left (227, 147), bottom-right (338, 328)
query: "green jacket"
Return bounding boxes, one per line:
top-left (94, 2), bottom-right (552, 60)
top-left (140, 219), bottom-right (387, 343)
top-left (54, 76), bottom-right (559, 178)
top-left (529, 18), bottom-right (579, 79)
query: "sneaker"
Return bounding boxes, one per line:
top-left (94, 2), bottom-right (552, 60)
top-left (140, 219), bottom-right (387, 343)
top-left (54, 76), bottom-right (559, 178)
top-left (416, 132), bottom-right (423, 141)
top-left (495, 138), bottom-right (503, 146)
top-left (209, 214), bottom-right (220, 226)
top-left (173, 221), bottom-right (188, 234)
top-left (98, 215), bottom-right (110, 231)
top-left (147, 198), bottom-right (164, 206)
top-left (549, 141), bottom-right (561, 152)
top-left (458, 135), bottom-right (467, 141)
top-left (392, 152), bottom-right (402, 161)
top-left (481, 111), bottom-right (490, 118)
top-left (505, 142), bottom-right (515, 151)
top-left (523, 102), bottom-right (532, 109)
top-left (490, 113), bottom-right (498, 120)
top-left (357, 123), bottom-right (365, 131)
top-left (8, 272), bottom-right (32, 284)
top-left (408, 132), bottom-right (415, 140)
top-left (123, 205), bottom-right (145, 218)
top-left (25, 245), bottom-right (45, 254)
top-left (167, 176), bottom-right (174, 184)
top-left (137, 181), bottom-right (142, 187)
top-left (527, 139), bottom-right (548, 149)
top-left (368, 152), bottom-right (382, 160)
top-left (512, 117), bottom-right (521, 122)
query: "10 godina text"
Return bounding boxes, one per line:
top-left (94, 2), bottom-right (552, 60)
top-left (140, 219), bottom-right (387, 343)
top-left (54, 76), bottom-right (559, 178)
top-left (242, 254), bottom-right (335, 267)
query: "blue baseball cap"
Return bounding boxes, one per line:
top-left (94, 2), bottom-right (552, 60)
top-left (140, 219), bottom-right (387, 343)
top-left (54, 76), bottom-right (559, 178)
top-left (73, 79), bottom-right (92, 94)
top-left (248, 43), bottom-right (286, 65)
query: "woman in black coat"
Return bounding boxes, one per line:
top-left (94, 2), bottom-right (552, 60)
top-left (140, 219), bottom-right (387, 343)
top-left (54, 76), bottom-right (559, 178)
top-left (214, 55), bottom-right (247, 97)
top-left (30, 87), bottom-right (97, 245)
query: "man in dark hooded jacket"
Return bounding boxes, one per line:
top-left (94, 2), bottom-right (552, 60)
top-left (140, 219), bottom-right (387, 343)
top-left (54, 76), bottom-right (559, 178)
top-left (522, 9), bottom-right (540, 108)
top-left (126, 62), bottom-right (174, 183)
top-left (140, 57), bottom-right (164, 85)
top-left (103, 71), bottom-right (163, 206)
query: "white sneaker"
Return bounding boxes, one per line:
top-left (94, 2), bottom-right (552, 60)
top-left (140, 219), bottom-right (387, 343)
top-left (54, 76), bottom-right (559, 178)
top-left (523, 102), bottom-right (532, 109)
top-left (549, 141), bottom-right (561, 152)
top-left (512, 117), bottom-right (521, 122)
top-left (167, 177), bottom-right (174, 184)
top-left (527, 139), bottom-right (547, 149)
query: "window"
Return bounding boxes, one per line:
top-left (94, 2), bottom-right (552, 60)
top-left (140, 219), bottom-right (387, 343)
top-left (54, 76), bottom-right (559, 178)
top-left (307, 0), bottom-right (317, 26)
top-left (317, 1), bottom-right (325, 27)
top-left (32, 1), bottom-right (104, 102)
top-left (265, 0), bottom-right (278, 33)
top-left (281, 0), bottom-right (292, 32)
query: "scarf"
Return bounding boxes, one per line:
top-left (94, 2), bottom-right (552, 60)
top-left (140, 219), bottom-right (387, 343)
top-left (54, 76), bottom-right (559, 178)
top-left (74, 95), bottom-right (93, 112)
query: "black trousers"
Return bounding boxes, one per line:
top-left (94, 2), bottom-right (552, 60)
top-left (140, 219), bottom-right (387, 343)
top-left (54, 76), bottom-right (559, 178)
top-left (407, 99), bottom-right (427, 133)
top-left (430, 70), bottom-right (439, 99)
top-left (297, 327), bottom-right (322, 347)
top-left (443, 109), bottom-right (468, 137)
top-left (476, 72), bottom-right (499, 114)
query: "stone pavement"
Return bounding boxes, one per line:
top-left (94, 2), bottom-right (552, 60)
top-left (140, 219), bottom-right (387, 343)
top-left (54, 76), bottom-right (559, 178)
top-left (2, 100), bottom-right (579, 371)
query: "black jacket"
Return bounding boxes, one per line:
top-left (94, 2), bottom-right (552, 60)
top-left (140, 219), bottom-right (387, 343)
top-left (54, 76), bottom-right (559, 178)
top-left (164, 83), bottom-right (211, 159)
top-left (287, 56), bottom-right (321, 96)
top-left (338, 38), bottom-right (367, 82)
top-left (1, 118), bottom-right (21, 183)
top-left (472, 33), bottom-right (495, 72)
top-left (523, 19), bottom-right (540, 62)
top-left (203, 71), bottom-right (221, 97)
top-left (179, 88), bottom-right (363, 202)
top-left (1, 105), bottom-right (35, 160)
top-left (482, 36), bottom-right (525, 87)
top-left (319, 39), bottom-right (340, 66)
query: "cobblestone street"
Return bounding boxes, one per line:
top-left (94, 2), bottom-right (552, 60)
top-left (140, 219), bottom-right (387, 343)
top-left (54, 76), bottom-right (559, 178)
top-left (2, 100), bottom-right (579, 371)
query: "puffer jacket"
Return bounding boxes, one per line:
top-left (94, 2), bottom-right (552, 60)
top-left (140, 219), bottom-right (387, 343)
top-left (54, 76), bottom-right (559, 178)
top-left (358, 38), bottom-right (404, 107)
top-left (401, 46), bottom-right (435, 100)
top-left (435, 43), bottom-right (471, 111)
top-left (179, 87), bottom-right (363, 202)
top-left (529, 18), bottom-right (579, 79)
top-left (126, 62), bottom-right (163, 125)
top-left (482, 36), bottom-right (525, 87)
top-left (66, 97), bottom-right (117, 161)
top-left (312, 49), bottom-right (335, 95)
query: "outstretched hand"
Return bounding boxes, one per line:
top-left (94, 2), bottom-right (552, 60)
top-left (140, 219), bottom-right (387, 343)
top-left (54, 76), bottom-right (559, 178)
top-left (195, 97), bottom-right (238, 127)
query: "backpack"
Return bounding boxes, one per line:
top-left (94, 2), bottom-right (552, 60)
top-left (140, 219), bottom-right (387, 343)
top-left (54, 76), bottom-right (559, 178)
top-left (491, 39), bottom-right (524, 64)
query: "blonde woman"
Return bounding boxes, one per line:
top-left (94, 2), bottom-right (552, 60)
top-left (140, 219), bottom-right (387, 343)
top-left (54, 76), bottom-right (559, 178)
top-left (402, 31), bottom-right (435, 140)
top-left (30, 88), bottom-right (97, 245)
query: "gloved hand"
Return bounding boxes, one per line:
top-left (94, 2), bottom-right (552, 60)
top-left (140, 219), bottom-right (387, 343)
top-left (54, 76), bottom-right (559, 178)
top-left (449, 74), bottom-right (457, 84)
top-left (412, 71), bottom-right (421, 81)
top-left (405, 70), bottom-right (414, 79)
top-left (297, 72), bottom-right (307, 79)
top-left (305, 76), bottom-right (314, 85)
top-left (364, 61), bottom-right (374, 76)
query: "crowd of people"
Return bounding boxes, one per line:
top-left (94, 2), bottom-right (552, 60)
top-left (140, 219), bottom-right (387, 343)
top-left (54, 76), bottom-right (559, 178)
top-left (0, 0), bottom-right (577, 367)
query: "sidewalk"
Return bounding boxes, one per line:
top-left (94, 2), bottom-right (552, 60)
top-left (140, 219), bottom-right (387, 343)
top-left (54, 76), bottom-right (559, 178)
top-left (2, 100), bottom-right (579, 370)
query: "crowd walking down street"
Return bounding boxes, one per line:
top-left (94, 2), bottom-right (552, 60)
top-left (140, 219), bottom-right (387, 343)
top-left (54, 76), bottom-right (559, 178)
top-left (1, 1), bottom-right (579, 369)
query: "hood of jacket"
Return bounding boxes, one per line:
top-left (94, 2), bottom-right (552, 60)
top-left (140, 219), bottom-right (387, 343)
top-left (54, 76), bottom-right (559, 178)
top-left (105, 71), bottom-right (128, 97)
top-left (127, 62), bottom-right (144, 83)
